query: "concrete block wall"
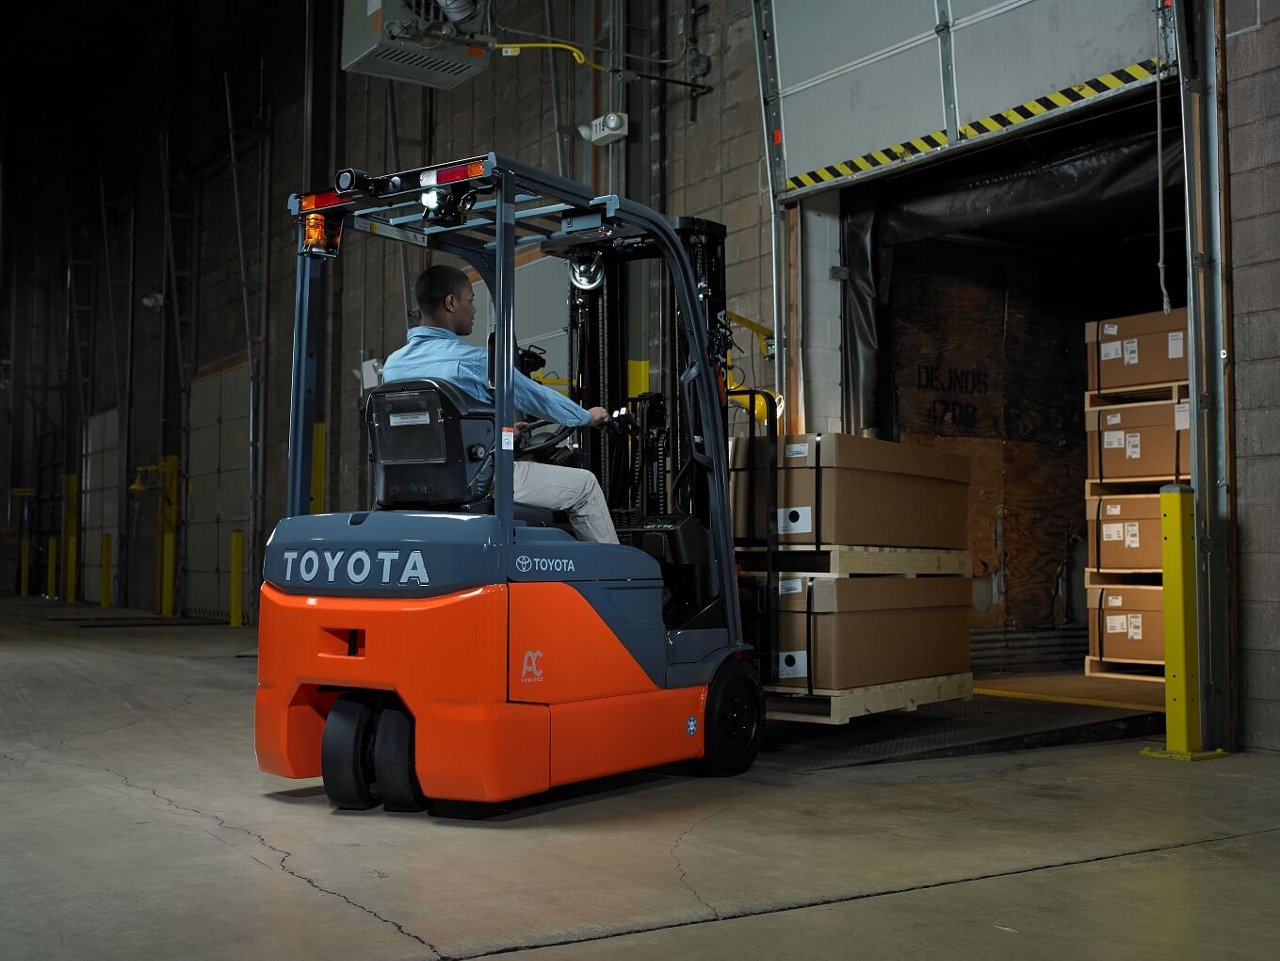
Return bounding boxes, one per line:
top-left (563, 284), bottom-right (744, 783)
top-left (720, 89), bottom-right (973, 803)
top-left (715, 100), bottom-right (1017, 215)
top-left (1226, 0), bottom-right (1280, 749)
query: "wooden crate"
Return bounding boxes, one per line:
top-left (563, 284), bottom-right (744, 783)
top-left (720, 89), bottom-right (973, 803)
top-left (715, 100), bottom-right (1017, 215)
top-left (764, 672), bottom-right (973, 725)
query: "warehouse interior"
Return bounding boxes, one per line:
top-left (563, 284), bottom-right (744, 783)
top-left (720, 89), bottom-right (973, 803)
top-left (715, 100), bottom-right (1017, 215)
top-left (2, 1), bottom-right (1279, 958)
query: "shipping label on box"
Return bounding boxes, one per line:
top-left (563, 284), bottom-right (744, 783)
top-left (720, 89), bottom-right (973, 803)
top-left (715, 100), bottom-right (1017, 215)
top-left (777, 506), bottom-right (812, 534)
top-left (1103, 523), bottom-right (1124, 541)
top-left (1106, 503), bottom-right (1122, 515)
top-left (1169, 331), bottom-right (1184, 359)
top-left (1123, 338), bottom-right (1140, 365)
top-left (778, 577), bottom-right (804, 595)
top-left (1106, 614), bottom-right (1127, 633)
top-left (1175, 402), bottom-right (1190, 430)
top-left (1104, 430), bottom-right (1125, 448)
top-left (1128, 614), bottom-right (1143, 640)
top-left (783, 442), bottom-right (810, 460)
top-left (1125, 433), bottom-right (1141, 459)
top-left (1124, 522), bottom-right (1140, 548)
top-left (776, 650), bottom-right (808, 679)
top-left (1101, 341), bottom-right (1123, 361)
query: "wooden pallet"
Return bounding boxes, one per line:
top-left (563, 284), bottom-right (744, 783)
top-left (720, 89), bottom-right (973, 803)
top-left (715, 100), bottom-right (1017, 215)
top-left (1084, 655), bottom-right (1165, 682)
top-left (737, 545), bottom-right (970, 576)
top-left (1084, 568), bottom-right (1163, 588)
top-left (1085, 380), bottom-right (1189, 410)
top-left (764, 672), bottom-right (973, 725)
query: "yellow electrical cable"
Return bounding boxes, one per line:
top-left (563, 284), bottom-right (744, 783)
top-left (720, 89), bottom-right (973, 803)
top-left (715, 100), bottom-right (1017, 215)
top-left (496, 42), bottom-right (607, 71)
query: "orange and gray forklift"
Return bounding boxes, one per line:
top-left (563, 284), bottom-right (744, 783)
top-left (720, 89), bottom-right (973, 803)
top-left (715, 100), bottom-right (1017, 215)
top-left (254, 154), bottom-right (781, 810)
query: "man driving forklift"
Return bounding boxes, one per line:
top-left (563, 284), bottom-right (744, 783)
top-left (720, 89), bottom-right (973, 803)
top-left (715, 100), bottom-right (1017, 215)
top-left (381, 264), bottom-right (618, 543)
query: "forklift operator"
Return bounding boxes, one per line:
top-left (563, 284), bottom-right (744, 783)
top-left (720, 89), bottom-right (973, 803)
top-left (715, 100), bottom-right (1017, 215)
top-left (381, 265), bottom-right (619, 544)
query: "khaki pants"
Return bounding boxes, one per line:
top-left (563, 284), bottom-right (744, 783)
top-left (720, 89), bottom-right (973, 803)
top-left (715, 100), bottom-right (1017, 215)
top-left (512, 461), bottom-right (619, 544)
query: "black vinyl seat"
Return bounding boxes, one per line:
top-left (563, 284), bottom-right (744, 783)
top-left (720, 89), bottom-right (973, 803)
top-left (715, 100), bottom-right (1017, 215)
top-left (366, 378), bottom-right (559, 528)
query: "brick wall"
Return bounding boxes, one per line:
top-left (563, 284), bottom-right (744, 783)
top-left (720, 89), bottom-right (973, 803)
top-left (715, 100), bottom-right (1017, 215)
top-left (1226, 0), bottom-right (1280, 748)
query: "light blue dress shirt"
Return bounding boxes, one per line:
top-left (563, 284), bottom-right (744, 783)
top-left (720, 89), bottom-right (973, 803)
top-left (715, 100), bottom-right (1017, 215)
top-left (381, 325), bottom-right (590, 426)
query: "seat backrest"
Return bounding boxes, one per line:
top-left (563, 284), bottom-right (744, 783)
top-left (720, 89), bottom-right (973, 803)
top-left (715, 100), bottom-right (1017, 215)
top-left (366, 379), bottom-right (494, 510)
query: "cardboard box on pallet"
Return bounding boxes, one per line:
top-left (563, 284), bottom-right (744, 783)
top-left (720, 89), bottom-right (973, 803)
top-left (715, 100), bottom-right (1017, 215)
top-left (1085, 494), bottom-right (1163, 570)
top-left (729, 433), bottom-right (970, 549)
top-left (1086, 400), bottom-right (1191, 481)
top-left (1085, 309), bottom-right (1188, 391)
top-left (772, 576), bottom-right (971, 690)
top-left (1087, 585), bottom-right (1164, 662)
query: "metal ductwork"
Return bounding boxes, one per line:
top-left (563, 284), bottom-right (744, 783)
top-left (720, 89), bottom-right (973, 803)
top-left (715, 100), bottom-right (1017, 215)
top-left (435, 0), bottom-right (483, 34)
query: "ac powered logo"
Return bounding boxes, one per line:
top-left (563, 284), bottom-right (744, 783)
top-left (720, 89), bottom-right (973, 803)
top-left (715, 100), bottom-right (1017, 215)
top-left (521, 650), bottom-right (544, 683)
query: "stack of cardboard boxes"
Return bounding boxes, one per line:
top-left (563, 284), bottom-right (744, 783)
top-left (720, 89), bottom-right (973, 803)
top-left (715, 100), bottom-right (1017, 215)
top-left (1083, 309), bottom-right (1190, 677)
top-left (730, 433), bottom-right (972, 698)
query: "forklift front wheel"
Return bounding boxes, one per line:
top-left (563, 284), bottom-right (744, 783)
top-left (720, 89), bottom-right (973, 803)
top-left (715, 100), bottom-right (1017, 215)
top-left (696, 659), bottom-right (765, 777)
top-left (373, 704), bottom-right (429, 813)
top-left (321, 695), bottom-right (381, 810)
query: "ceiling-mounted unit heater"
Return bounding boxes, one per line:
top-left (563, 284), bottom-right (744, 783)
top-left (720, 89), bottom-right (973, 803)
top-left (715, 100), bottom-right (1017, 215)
top-left (341, 0), bottom-right (489, 90)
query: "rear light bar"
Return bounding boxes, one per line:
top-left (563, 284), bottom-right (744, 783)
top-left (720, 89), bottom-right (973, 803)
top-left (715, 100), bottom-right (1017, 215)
top-left (299, 190), bottom-right (347, 212)
top-left (419, 159), bottom-right (487, 188)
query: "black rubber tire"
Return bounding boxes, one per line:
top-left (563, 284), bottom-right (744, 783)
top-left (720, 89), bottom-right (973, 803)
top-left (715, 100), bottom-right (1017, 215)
top-left (373, 704), bottom-right (429, 812)
top-left (321, 695), bottom-right (381, 810)
top-left (695, 658), bottom-right (765, 777)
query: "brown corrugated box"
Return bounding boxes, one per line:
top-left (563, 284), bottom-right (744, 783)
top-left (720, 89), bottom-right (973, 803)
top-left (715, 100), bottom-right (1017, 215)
top-left (1086, 400), bottom-right (1191, 481)
top-left (1085, 309), bottom-right (1188, 391)
top-left (730, 433), bottom-right (970, 548)
top-left (773, 577), bottom-right (971, 690)
top-left (1086, 494), bottom-right (1163, 570)
top-left (1087, 585), bottom-right (1164, 662)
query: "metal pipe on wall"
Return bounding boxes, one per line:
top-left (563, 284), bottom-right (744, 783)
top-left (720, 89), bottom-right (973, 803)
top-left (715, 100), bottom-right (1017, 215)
top-left (225, 71), bottom-right (261, 626)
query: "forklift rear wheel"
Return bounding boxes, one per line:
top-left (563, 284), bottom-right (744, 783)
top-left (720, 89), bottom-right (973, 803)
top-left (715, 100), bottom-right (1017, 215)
top-left (373, 704), bottom-right (429, 812)
top-left (321, 695), bottom-right (381, 810)
top-left (696, 659), bottom-right (765, 777)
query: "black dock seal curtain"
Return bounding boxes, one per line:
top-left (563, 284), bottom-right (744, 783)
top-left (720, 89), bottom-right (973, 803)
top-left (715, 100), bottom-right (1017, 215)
top-left (839, 129), bottom-right (1184, 435)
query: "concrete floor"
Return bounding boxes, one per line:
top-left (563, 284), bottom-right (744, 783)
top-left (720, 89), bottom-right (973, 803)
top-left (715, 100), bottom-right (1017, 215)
top-left (1, 597), bottom-right (1277, 961)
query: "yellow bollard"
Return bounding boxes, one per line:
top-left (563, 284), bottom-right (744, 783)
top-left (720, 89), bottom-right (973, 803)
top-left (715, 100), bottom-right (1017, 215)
top-left (1141, 485), bottom-right (1228, 762)
top-left (46, 537), bottom-right (58, 599)
top-left (161, 532), bottom-right (176, 618)
top-left (101, 533), bottom-right (112, 608)
top-left (229, 530), bottom-right (244, 628)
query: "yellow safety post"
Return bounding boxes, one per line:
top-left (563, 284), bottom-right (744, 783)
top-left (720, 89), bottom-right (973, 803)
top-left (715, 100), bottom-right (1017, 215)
top-left (158, 455), bottom-right (179, 617)
top-left (100, 533), bottom-right (112, 608)
top-left (63, 473), bottom-right (79, 602)
top-left (229, 530), bottom-right (244, 628)
top-left (1141, 485), bottom-right (1228, 762)
top-left (46, 537), bottom-right (58, 599)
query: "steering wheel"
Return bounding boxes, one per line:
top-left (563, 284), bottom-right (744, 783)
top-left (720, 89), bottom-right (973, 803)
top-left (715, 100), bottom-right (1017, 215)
top-left (517, 418), bottom-right (578, 458)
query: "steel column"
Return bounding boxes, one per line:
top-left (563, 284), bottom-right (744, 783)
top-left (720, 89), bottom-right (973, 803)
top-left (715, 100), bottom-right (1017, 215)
top-left (286, 242), bottom-right (324, 518)
top-left (1173, 0), bottom-right (1234, 750)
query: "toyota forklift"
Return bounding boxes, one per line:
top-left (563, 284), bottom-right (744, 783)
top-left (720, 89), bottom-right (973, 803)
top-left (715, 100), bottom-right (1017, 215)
top-left (254, 154), bottom-right (781, 810)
